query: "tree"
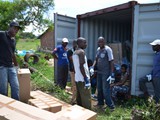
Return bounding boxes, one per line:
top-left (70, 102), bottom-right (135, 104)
top-left (0, 0), bottom-right (54, 32)
top-left (18, 32), bottom-right (37, 39)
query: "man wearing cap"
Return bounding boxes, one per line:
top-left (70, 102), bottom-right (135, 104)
top-left (52, 38), bottom-right (69, 89)
top-left (0, 21), bottom-right (21, 100)
top-left (139, 39), bottom-right (160, 103)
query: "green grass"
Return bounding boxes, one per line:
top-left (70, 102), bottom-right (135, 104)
top-left (16, 39), bottom-right (40, 50)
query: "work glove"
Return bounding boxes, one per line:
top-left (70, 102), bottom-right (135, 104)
top-left (89, 66), bottom-right (94, 76)
top-left (106, 73), bottom-right (115, 84)
top-left (146, 74), bottom-right (152, 81)
top-left (84, 77), bottom-right (91, 89)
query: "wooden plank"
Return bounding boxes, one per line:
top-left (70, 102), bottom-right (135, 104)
top-left (54, 105), bottom-right (97, 120)
top-left (28, 98), bottom-right (62, 113)
top-left (30, 90), bottom-right (72, 110)
top-left (0, 94), bottom-right (55, 120)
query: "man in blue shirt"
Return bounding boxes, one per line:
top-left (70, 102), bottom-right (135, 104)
top-left (139, 39), bottom-right (160, 103)
top-left (52, 38), bottom-right (69, 89)
top-left (0, 21), bottom-right (21, 100)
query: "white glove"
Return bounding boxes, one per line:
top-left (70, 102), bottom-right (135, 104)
top-left (106, 76), bottom-right (115, 84)
top-left (89, 67), bottom-right (94, 76)
top-left (84, 77), bottom-right (91, 89)
top-left (146, 74), bottom-right (152, 81)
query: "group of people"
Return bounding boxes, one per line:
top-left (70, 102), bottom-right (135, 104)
top-left (1, 21), bottom-right (160, 112)
top-left (52, 36), bottom-right (132, 111)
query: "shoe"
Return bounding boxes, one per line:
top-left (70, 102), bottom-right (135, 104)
top-left (91, 95), bottom-right (98, 101)
top-left (93, 104), bottom-right (104, 109)
top-left (70, 99), bottom-right (77, 105)
top-left (71, 102), bottom-right (77, 105)
top-left (103, 106), bottom-right (115, 112)
top-left (112, 97), bottom-right (118, 102)
top-left (139, 93), bottom-right (149, 98)
top-left (110, 107), bottom-right (115, 112)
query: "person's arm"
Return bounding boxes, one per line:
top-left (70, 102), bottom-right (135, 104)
top-left (107, 47), bottom-right (115, 84)
top-left (110, 80), bottom-right (123, 87)
top-left (52, 47), bottom-right (58, 59)
top-left (109, 60), bottom-right (114, 74)
top-left (92, 58), bottom-right (97, 67)
top-left (67, 50), bottom-right (73, 61)
top-left (52, 52), bottom-right (58, 59)
top-left (78, 50), bottom-right (86, 78)
top-left (113, 72), bottom-right (129, 86)
top-left (12, 54), bottom-right (18, 66)
top-left (78, 50), bottom-right (91, 88)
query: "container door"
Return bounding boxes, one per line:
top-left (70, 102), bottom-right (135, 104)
top-left (54, 13), bottom-right (77, 83)
top-left (131, 3), bottom-right (160, 96)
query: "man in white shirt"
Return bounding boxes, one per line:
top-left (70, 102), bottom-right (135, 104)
top-left (72, 37), bottom-right (91, 110)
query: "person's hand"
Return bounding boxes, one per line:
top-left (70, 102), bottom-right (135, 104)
top-left (89, 66), bottom-right (94, 76)
top-left (110, 83), bottom-right (114, 87)
top-left (106, 73), bottom-right (115, 84)
top-left (84, 77), bottom-right (91, 89)
top-left (15, 66), bottom-right (20, 73)
top-left (146, 74), bottom-right (152, 81)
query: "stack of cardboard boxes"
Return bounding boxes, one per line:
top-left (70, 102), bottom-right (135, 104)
top-left (0, 68), bottom-right (97, 120)
top-left (30, 90), bottom-right (97, 120)
top-left (0, 94), bottom-right (55, 120)
top-left (30, 90), bottom-right (72, 111)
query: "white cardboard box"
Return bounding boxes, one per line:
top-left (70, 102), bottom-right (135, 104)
top-left (18, 69), bottom-right (31, 103)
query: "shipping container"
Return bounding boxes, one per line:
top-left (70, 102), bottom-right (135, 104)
top-left (54, 1), bottom-right (160, 96)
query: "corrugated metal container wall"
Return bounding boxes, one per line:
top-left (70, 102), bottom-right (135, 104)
top-left (54, 13), bottom-right (77, 83)
top-left (54, 14), bottom-right (77, 48)
top-left (76, 1), bottom-right (138, 61)
top-left (131, 3), bottom-right (160, 96)
top-left (79, 17), bottom-right (132, 60)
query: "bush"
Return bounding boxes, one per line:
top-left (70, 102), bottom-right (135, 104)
top-left (131, 97), bottom-right (160, 120)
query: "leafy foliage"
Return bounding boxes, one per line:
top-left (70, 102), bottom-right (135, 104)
top-left (0, 0), bottom-right (54, 31)
top-left (19, 32), bottom-right (37, 39)
top-left (131, 97), bottom-right (160, 120)
top-left (28, 52), bottom-right (70, 102)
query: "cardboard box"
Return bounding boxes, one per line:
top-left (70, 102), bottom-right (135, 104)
top-left (108, 43), bottom-right (122, 65)
top-left (54, 105), bottom-right (97, 120)
top-left (18, 69), bottom-right (31, 103)
top-left (0, 94), bottom-right (55, 120)
top-left (31, 90), bottom-right (72, 110)
top-left (28, 98), bottom-right (62, 113)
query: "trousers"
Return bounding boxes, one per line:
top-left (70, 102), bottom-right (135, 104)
top-left (0, 66), bottom-right (19, 100)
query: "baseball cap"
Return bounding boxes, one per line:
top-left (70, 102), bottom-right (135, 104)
top-left (10, 21), bottom-right (22, 29)
top-left (62, 38), bottom-right (69, 43)
top-left (150, 39), bottom-right (160, 46)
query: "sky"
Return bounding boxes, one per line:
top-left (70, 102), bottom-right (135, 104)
top-left (26, 0), bottom-right (160, 35)
top-left (52, 0), bottom-right (159, 18)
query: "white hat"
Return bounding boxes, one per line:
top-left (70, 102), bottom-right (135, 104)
top-left (62, 38), bottom-right (69, 43)
top-left (150, 39), bottom-right (160, 45)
